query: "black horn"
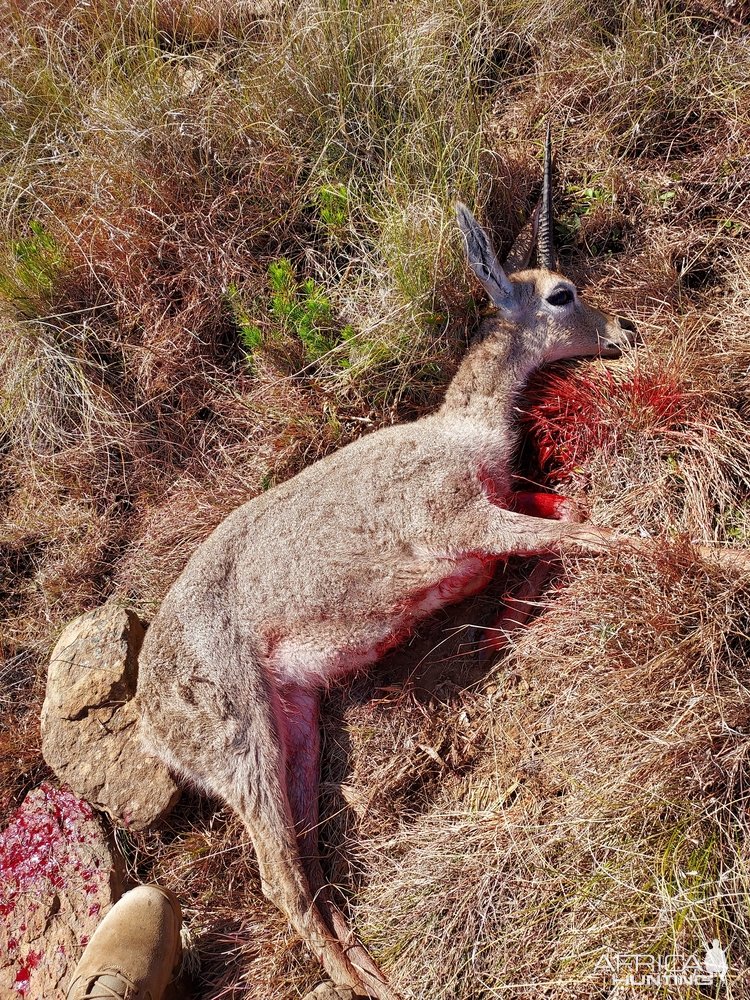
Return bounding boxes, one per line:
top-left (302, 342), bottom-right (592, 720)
top-left (537, 122), bottom-right (555, 270)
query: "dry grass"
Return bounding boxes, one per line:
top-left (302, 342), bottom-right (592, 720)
top-left (2, 0), bottom-right (750, 997)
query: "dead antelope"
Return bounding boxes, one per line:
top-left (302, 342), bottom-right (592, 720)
top-left (136, 131), bottom-right (746, 1000)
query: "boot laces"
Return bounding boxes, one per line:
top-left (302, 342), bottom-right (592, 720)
top-left (84, 970), bottom-right (140, 999)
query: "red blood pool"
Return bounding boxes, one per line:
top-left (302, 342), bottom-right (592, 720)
top-left (13, 966), bottom-right (29, 994)
top-left (522, 363), bottom-right (701, 486)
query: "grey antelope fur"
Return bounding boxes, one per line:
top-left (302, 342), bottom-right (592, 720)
top-left (137, 135), bottom-right (749, 1000)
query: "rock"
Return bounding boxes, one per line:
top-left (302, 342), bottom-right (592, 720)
top-left (0, 783), bottom-right (123, 998)
top-left (44, 603), bottom-right (144, 720)
top-left (41, 603), bottom-right (180, 830)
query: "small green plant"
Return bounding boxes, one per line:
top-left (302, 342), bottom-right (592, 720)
top-left (718, 217), bottom-right (747, 237)
top-left (228, 264), bottom-right (359, 370)
top-left (567, 181), bottom-right (612, 215)
top-left (315, 182), bottom-right (349, 229)
top-left (225, 282), bottom-right (263, 361)
top-left (0, 221), bottom-right (64, 310)
top-left (268, 258), bottom-right (342, 363)
top-left (718, 503), bottom-right (750, 544)
top-left (555, 178), bottom-right (616, 253)
top-left (665, 453), bottom-right (683, 479)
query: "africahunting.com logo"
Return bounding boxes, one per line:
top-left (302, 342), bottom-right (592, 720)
top-left (594, 940), bottom-right (728, 987)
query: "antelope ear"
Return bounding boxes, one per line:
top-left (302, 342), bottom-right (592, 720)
top-left (456, 202), bottom-right (516, 310)
top-left (504, 202), bottom-right (540, 274)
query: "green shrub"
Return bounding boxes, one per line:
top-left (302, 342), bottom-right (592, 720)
top-left (268, 258), bottom-right (342, 363)
top-left (225, 282), bottom-right (264, 361)
top-left (0, 221), bottom-right (64, 313)
top-left (315, 182), bottom-right (349, 229)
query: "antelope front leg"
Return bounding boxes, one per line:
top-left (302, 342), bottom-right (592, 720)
top-left (508, 515), bottom-right (750, 572)
top-left (484, 508), bottom-right (626, 558)
top-left (454, 503), bottom-right (750, 572)
top-left (476, 491), bottom-right (582, 659)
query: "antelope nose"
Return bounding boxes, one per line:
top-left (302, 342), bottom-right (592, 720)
top-left (600, 315), bottom-right (639, 355)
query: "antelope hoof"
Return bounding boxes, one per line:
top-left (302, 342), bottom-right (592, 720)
top-left (303, 984), bottom-right (359, 1000)
top-left (556, 496), bottom-right (585, 524)
top-left (718, 547), bottom-right (750, 574)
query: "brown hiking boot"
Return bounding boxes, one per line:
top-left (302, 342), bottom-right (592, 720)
top-left (66, 884), bottom-right (182, 999)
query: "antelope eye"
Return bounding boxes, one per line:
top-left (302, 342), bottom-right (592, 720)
top-left (547, 288), bottom-right (574, 307)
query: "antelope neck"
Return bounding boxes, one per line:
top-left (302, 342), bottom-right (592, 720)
top-left (437, 330), bottom-right (538, 447)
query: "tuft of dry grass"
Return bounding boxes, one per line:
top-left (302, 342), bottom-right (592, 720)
top-left (349, 543), bottom-right (750, 998)
top-left (2, 1), bottom-right (750, 997)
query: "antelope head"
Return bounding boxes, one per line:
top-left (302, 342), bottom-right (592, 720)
top-left (457, 126), bottom-right (637, 367)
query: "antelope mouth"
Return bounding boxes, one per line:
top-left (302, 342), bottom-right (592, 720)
top-left (599, 341), bottom-right (625, 358)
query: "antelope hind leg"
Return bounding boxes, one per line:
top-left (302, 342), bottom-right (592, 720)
top-left (283, 684), bottom-right (402, 1000)
top-left (190, 686), bottom-right (367, 995)
top-left (140, 647), bottom-right (366, 995)
top-left (478, 557), bottom-right (557, 661)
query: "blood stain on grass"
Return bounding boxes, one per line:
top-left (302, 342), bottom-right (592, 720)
top-left (521, 362), bottom-right (705, 486)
